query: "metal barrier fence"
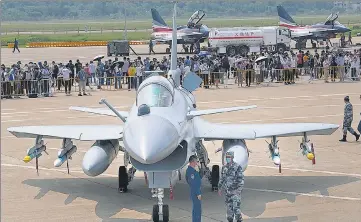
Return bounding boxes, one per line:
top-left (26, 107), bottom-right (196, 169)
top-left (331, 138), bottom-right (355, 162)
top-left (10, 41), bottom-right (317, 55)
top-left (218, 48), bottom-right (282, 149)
top-left (1, 66), bottom-right (360, 99)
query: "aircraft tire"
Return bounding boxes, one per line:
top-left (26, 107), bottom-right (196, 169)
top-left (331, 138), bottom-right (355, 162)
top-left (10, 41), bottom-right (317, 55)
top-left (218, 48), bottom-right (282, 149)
top-left (163, 205), bottom-right (169, 222)
top-left (118, 166), bottom-right (128, 193)
top-left (166, 48), bottom-right (170, 54)
top-left (211, 165), bottom-right (220, 191)
top-left (152, 205), bottom-right (160, 222)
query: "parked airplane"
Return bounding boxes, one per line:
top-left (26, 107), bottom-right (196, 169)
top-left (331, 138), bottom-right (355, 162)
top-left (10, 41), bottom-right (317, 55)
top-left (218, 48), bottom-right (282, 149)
top-left (8, 3), bottom-right (339, 222)
top-left (277, 5), bottom-right (351, 49)
top-left (151, 7), bottom-right (210, 53)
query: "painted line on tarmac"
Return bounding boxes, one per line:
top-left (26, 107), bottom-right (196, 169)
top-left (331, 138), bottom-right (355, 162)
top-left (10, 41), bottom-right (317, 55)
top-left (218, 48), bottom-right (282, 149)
top-left (243, 188), bottom-right (361, 201)
top-left (1, 163), bottom-right (117, 177)
top-left (1, 115), bottom-right (99, 123)
top-left (1, 105), bottom-right (130, 116)
top-left (2, 163), bottom-right (360, 201)
top-left (1, 114), bottom-right (29, 118)
top-left (213, 162), bottom-right (361, 178)
top-left (198, 92), bottom-right (361, 104)
top-left (217, 114), bottom-right (343, 124)
top-left (2, 92), bottom-right (358, 113)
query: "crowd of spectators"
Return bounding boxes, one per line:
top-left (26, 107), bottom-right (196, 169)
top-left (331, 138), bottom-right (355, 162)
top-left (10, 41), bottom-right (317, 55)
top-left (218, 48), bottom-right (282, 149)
top-left (1, 48), bottom-right (360, 99)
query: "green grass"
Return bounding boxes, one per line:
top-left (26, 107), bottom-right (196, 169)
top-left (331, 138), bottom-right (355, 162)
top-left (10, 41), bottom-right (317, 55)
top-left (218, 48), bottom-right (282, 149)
top-left (1, 32), bottom-right (151, 47)
top-left (2, 15), bottom-right (361, 32)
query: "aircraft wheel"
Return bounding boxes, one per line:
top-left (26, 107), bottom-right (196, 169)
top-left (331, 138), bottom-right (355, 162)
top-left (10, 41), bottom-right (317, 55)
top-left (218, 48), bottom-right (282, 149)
top-left (118, 166), bottom-right (128, 193)
top-left (166, 48), bottom-right (170, 54)
top-left (152, 205), bottom-right (160, 222)
top-left (311, 143), bottom-right (316, 165)
top-left (163, 205), bottom-right (169, 222)
top-left (211, 165), bottom-right (220, 191)
top-left (279, 164), bottom-right (282, 173)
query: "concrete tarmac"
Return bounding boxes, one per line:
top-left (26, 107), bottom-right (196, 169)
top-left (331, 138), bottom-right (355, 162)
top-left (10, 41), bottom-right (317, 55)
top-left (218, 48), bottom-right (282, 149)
top-left (1, 78), bottom-right (361, 221)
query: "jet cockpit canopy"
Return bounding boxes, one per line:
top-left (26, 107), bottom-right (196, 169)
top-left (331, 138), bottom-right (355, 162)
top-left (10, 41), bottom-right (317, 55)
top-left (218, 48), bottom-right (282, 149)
top-left (137, 78), bottom-right (174, 107)
top-left (187, 10), bottom-right (206, 28)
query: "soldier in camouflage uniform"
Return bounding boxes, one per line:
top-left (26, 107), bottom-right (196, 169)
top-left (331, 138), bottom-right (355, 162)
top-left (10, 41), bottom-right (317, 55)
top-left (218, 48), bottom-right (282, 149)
top-left (340, 96), bottom-right (360, 142)
top-left (218, 151), bottom-right (244, 222)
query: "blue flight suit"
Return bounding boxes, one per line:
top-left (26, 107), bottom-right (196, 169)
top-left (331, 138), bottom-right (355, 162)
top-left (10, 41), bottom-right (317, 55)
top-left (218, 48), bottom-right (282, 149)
top-left (186, 165), bottom-right (202, 222)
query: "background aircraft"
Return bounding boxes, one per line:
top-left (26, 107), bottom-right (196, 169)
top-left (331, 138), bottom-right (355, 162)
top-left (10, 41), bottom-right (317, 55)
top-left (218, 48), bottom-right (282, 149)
top-left (151, 8), bottom-right (210, 53)
top-left (8, 3), bottom-right (339, 222)
top-left (277, 5), bottom-right (351, 49)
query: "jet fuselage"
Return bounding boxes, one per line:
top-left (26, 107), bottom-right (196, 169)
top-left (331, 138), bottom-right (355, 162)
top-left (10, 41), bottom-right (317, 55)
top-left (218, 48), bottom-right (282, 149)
top-left (122, 76), bottom-right (197, 168)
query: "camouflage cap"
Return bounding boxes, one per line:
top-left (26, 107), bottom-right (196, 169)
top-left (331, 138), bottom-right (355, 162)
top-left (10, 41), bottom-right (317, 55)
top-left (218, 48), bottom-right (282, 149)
top-left (225, 151), bottom-right (234, 157)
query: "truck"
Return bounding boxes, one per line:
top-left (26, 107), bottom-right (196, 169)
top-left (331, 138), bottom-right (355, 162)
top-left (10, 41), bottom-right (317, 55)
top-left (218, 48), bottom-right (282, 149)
top-left (208, 26), bottom-right (291, 56)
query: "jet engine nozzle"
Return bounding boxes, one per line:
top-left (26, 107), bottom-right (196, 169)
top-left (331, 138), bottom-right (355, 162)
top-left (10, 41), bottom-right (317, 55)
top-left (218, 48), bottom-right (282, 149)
top-left (123, 115), bottom-right (179, 164)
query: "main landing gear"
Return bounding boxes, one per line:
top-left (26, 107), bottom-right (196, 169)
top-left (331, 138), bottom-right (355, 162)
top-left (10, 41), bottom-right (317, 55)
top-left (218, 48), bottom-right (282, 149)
top-left (118, 152), bottom-right (137, 193)
top-left (196, 141), bottom-right (220, 192)
top-left (151, 188), bottom-right (169, 222)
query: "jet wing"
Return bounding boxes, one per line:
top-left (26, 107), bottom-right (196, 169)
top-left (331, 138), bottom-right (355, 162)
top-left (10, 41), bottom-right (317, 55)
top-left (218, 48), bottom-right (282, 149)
top-left (69, 106), bottom-right (129, 118)
top-left (194, 118), bottom-right (339, 140)
top-left (7, 125), bottom-right (123, 141)
top-left (188, 105), bottom-right (257, 118)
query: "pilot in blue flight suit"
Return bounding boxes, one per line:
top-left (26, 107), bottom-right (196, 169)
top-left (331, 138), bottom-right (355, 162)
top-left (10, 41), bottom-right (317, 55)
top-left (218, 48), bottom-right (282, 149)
top-left (186, 155), bottom-right (202, 222)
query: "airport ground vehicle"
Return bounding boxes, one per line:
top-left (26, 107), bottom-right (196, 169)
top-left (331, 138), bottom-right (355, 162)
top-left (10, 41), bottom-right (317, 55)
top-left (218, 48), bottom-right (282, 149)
top-left (208, 26), bottom-right (291, 56)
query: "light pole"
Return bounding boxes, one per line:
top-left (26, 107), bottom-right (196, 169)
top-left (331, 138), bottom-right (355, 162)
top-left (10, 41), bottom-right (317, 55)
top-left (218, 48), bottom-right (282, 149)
top-left (123, 0), bottom-right (127, 40)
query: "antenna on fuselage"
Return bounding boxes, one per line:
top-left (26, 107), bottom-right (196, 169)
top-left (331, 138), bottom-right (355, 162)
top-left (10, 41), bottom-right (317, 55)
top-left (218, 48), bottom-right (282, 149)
top-left (167, 2), bottom-right (181, 87)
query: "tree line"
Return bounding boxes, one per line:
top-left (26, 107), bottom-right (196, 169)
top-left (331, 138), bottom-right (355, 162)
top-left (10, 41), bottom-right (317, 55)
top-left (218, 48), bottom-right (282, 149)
top-left (1, 0), bottom-right (350, 21)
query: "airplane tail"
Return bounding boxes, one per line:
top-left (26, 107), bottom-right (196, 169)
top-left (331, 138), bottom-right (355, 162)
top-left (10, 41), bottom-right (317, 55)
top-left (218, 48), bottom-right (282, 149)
top-left (151, 8), bottom-right (172, 32)
top-left (277, 5), bottom-right (297, 27)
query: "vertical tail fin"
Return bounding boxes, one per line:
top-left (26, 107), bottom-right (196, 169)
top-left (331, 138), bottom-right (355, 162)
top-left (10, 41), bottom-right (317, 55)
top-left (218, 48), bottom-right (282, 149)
top-left (277, 5), bottom-right (297, 27)
top-left (167, 3), bottom-right (181, 87)
top-left (151, 8), bottom-right (171, 32)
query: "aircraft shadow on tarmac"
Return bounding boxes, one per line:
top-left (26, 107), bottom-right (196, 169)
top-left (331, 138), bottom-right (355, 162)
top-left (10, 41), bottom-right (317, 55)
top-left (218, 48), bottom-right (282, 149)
top-left (23, 175), bottom-right (359, 222)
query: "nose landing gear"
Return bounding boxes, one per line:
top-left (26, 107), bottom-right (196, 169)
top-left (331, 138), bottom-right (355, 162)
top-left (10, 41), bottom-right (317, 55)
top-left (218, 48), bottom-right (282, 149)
top-left (151, 188), bottom-right (169, 222)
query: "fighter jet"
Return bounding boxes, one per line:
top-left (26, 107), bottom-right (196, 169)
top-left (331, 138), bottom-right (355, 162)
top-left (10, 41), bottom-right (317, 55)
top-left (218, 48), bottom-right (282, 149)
top-left (151, 7), bottom-right (210, 53)
top-left (277, 5), bottom-right (351, 49)
top-left (8, 3), bottom-right (339, 222)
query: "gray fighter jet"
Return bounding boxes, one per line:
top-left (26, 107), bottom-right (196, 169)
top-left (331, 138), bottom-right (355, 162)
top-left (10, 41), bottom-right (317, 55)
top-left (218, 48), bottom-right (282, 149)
top-left (8, 3), bottom-right (339, 222)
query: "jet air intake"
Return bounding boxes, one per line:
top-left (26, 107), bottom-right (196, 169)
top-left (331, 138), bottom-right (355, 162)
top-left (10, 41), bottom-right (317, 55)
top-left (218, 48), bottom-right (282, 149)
top-left (82, 139), bottom-right (119, 177)
top-left (221, 139), bottom-right (249, 171)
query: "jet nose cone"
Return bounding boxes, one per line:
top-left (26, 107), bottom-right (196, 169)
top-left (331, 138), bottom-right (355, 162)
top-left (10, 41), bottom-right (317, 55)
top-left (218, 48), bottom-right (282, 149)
top-left (123, 115), bottom-right (179, 164)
